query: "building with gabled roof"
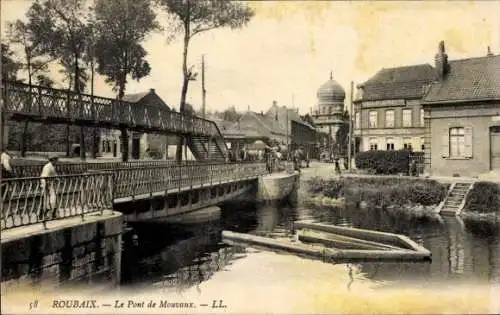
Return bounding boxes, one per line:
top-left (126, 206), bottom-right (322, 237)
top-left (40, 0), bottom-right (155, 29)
top-left (353, 60), bottom-right (438, 153)
top-left (99, 89), bottom-right (171, 160)
top-left (422, 43), bottom-right (500, 176)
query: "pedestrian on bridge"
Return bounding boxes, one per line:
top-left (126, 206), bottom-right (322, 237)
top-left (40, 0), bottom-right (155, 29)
top-left (1, 149), bottom-right (13, 199)
top-left (40, 154), bottom-right (59, 220)
top-left (1, 149), bottom-right (13, 179)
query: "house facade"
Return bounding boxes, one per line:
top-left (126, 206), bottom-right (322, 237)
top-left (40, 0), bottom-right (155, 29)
top-left (353, 64), bottom-right (437, 153)
top-left (265, 101), bottom-right (316, 150)
top-left (99, 89), bottom-right (171, 160)
top-left (422, 43), bottom-right (500, 176)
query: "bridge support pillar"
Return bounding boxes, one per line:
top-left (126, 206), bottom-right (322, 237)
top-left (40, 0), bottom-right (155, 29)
top-left (120, 128), bottom-right (129, 162)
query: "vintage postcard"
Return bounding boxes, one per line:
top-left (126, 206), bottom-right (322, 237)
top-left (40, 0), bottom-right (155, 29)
top-left (1, 0), bottom-right (499, 314)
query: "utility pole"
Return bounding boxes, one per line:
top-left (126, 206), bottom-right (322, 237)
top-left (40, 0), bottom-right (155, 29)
top-left (285, 105), bottom-right (289, 159)
top-left (0, 85), bottom-right (4, 153)
top-left (348, 81), bottom-right (354, 170)
top-left (202, 55), bottom-right (206, 119)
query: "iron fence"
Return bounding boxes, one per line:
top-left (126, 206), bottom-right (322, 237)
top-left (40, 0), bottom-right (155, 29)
top-left (1, 162), bottom-right (267, 230)
top-left (1, 172), bottom-right (113, 230)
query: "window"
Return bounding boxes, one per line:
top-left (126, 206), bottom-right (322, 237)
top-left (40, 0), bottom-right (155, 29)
top-left (369, 138), bottom-right (378, 150)
top-left (403, 139), bottom-right (413, 151)
top-left (385, 110), bottom-right (395, 128)
top-left (386, 138), bottom-right (395, 151)
top-left (369, 111), bottom-right (378, 128)
top-left (449, 127), bottom-right (465, 157)
top-left (420, 109), bottom-right (425, 126)
top-left (421, 144), bottom-right (425, 151)
top-left (402, 109), bottom-right (412, 127)
top-left (355, 112), bottom-right (360, 129)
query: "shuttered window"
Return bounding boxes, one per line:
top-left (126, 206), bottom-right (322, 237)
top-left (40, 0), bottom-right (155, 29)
top-left (402, 109), bottom-right (412, 127)
top-left (385, 110), bottom-right (395, 128)
top-left (447, 127), bottom-right (472, 158)
top-left (369, 111), bottom-right (378, 128)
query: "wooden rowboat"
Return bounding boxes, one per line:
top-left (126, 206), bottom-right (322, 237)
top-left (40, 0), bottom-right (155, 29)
top-left (222, 221), bottom-right (431, 263)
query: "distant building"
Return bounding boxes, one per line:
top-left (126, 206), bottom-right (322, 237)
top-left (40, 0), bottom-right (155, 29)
top-left (422, 42), bottom-right (500, 176)
top-left (265, 101), bottom-right (316, 151)
top-left (312, 72), bottom-right (346, 137)
top-left (99, 89), bottom-right (171, 159)
top-left (353, 63), bottom-right (437, 153)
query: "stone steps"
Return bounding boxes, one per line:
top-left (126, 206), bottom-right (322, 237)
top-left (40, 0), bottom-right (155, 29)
top-left (439, 182), bottom-right (473, 216)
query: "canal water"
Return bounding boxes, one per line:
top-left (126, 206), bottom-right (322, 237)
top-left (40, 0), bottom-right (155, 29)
top-left (120, 195), bottom-right (500, 312)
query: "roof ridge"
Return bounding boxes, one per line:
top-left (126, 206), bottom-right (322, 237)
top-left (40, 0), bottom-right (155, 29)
top-left (449, 54), bottom-right (500, 63)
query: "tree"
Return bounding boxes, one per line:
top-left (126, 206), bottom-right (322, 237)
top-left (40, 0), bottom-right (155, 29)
top-left (6, 20), bottom-right (52, 86)
top-left (94, 0), bottom-right (159, 100)
top-left (6, 16), bottom-right (56, 157)
top-left (35, 74), bottom-right (54, 87)
top-left (156, 0), bottom-right (254, 162)
top-left (1, 43), bottom-right (21, 81)
top-left (28, 0), bottom-right (92, 159)
top-left (221, 105), bottom-right (241, 122)
top-left (93, 0), bottom-right (159, 162)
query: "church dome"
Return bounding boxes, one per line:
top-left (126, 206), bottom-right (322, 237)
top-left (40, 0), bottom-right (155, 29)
top-left (317, 73), bottom-right (345, 101)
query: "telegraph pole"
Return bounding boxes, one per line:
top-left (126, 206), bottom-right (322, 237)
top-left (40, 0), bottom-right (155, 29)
top-left (202, 55), bottom-right (206, 118)
top-left (348, 81), bottom-right (354, 170)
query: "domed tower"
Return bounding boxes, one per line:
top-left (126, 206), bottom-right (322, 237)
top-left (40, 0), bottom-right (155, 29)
top-left (313, 71), bottom-right (346, 143)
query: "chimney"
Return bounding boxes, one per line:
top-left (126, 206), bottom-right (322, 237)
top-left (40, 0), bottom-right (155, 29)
top-left (356, 84), bottom-right (364, 100)
top-left (150, 88), bottom-right (155, 94)
top-left (247, 105), bottom-right (250, 112)
top-left (274, 101), bottom-right (278, 121)
top-left (487, 46), bottom-right (493, 56)
top-left (434, 40), bottom-right (449, 81)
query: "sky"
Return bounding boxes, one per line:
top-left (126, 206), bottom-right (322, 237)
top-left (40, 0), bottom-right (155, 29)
top-left (2, 0), bottom-right (500, 115)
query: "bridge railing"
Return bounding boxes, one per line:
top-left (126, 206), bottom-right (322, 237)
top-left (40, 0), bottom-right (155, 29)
top-left (1, 172), bottom-right (113, 230)
top-left (112, 162), bottom-right (267, 199)
top-left (1, 162), bottom-right (267, 230)
top-left (10, 159), bottom-right (261, 178)
top-left (11, 160), bottom-right (202, 178)
top-left (2, 81), bottom-right (225, 139)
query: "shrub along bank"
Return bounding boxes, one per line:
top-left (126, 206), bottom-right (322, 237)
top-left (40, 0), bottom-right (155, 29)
top-left (355, 150), bottom-right (424, 175)
top-left (463, 181), bottom-right (500, 214)
top-left (309, 176), bottom-right (448, 209)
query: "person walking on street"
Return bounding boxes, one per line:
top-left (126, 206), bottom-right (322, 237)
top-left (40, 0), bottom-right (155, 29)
top-left (40, 154), bottom-right (59, 220)
top-left (264, 147), bottom-right (272, 173)
top-left (334, 156), bottom-right (342, 175)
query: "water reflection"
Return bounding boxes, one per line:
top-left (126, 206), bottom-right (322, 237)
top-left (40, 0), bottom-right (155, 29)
top-left (123, 198), bottom-right (500, 292)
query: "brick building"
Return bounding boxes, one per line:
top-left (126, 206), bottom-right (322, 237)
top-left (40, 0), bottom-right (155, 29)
top-left (422, 43), bottom-right (500, 176)
top-left (353, 64), bottom-right (437, 153)
top-left (99, 89), bottom-right (171, 159)
top-left (265, 101), bottom-right (316, 150)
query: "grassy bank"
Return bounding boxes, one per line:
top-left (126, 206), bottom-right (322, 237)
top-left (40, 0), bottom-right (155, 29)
top-left (462, 181), bottom-right (500, 217)
top-left (308, 176), bottom-right (449, 210)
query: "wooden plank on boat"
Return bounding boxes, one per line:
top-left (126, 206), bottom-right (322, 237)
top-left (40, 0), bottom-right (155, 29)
top-left (298, 229), bottom-right (405, 251)
top-left (294, 221), bottom-right (412, 250)
top-left (222, 230), bottom-right (340, 261)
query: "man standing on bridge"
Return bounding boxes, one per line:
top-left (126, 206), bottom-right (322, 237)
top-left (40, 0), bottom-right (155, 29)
top-left (1, 148), bottom-right (13, 198)
top-left (40, 154), bottom-right (59, 220)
